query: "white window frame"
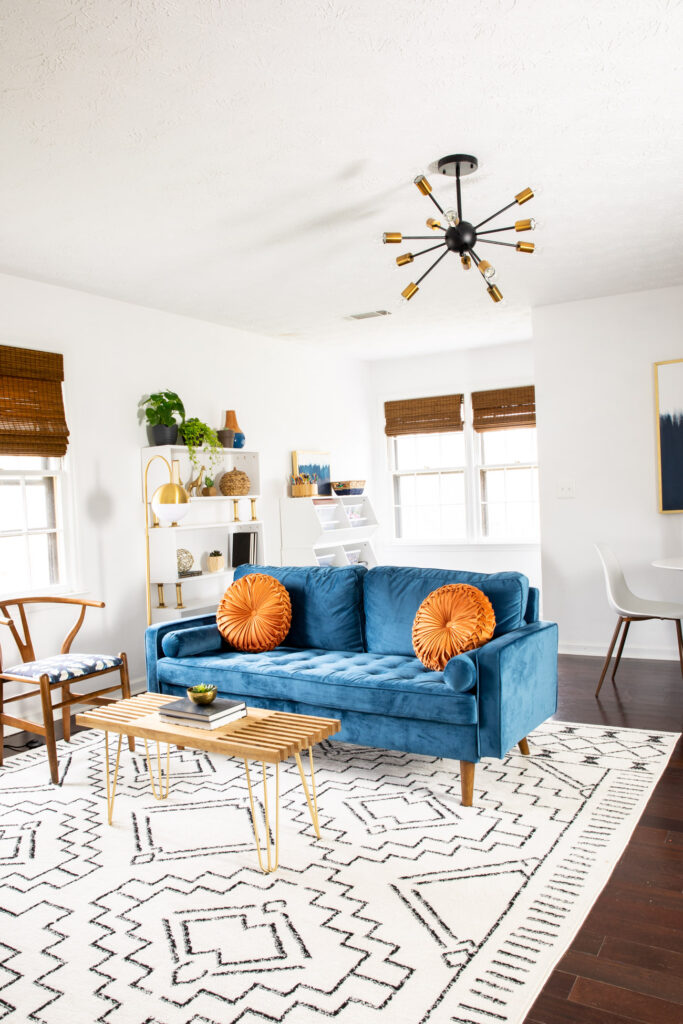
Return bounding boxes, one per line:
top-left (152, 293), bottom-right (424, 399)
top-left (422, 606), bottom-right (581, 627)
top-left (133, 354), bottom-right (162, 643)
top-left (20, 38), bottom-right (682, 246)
top-left (388, 394), bottom-right (539, 545)
top-left (0, 456), bottom-right (73, 599)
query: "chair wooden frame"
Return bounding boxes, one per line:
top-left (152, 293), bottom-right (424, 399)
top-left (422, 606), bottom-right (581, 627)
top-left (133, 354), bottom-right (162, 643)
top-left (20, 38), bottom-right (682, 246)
top-left (0, 596), bottom-right (133, 784)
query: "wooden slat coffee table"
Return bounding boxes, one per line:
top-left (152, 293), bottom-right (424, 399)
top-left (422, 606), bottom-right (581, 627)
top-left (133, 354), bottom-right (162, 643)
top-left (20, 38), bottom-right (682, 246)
top-left (76, 693), bottom-right (340, 873)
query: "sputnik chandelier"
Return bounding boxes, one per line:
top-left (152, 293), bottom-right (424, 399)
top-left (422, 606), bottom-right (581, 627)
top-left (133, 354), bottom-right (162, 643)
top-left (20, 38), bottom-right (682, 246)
top-left (383, 154), bottom-right (536, 304)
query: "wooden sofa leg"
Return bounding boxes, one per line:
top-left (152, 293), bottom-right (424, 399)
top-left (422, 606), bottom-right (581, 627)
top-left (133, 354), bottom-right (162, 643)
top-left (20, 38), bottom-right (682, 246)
top-left (518, 738), bottom-right (530, 756)
top-left (460, 761), bottom-right (475, 806)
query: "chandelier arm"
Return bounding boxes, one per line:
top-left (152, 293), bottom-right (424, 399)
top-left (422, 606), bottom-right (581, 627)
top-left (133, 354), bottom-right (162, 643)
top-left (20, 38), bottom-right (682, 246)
top-left (477, 238), bottom-right (517, 248)
top-left (411, 242), bottom-right (448, 259)
top-left (403, 235), bottom-right (446, 240)
top-left (414, 248), bottom-right (450, 287)
top-left (456, 163), bottom-right (463, 222)
top-left (427, 192), bottom-right (445, 215)
top-left (474, 201), bottom-right (517, 231)
top-left (476, 225), bottom-right (516, 235)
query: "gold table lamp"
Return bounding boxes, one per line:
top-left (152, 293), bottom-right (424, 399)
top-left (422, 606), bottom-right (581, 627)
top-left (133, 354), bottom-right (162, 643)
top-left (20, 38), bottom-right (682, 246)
top-left (144, 455), bottom-right (190, 626)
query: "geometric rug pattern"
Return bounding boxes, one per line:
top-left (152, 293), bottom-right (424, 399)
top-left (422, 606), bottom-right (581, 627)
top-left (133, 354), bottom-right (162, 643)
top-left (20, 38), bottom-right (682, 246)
top-left (0, 721), bottom-right (676, 1024)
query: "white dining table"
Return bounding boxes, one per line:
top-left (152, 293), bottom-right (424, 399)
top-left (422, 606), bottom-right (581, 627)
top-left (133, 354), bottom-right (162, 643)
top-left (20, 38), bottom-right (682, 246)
top-left (652, 556), bottom-right (683, 570)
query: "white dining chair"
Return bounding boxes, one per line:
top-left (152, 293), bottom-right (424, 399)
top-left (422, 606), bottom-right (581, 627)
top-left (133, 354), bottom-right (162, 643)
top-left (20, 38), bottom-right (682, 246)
top-left (595, 544), bottom-right (683, 697)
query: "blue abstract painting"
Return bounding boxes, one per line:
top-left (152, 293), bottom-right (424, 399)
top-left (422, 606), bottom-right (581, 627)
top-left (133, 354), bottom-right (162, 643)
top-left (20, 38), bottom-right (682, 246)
top-left (292, 451), bottom-right (331, 496)
top-left (656, 359), bottom-right (683, 513)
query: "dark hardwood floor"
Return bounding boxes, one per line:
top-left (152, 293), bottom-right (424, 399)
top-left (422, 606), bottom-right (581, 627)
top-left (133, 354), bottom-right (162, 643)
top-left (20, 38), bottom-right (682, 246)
top-left (527, 654), bottom-right (683, 1024)
top-left (2, 655), bottom-right (681, 1023)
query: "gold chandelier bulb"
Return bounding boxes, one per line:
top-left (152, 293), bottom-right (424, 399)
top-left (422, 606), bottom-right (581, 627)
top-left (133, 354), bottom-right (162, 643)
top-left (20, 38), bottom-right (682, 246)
top-left (445, 209), bottom-right (460, 227)
top-left (487, 285), bottom-right (503, 303)
top-left (515, 219), bottom-right (536, 232)
top-left (383, 232), bottom-right (402, 244)
top-left (396, 253), bottom-right (414, 266)
top-left (414, 175), bottom-right (432, 196)
top-left (426, 218), bottom-right (442, 231)
top-left (478, 259), bottom-right (496, 281)
top-left (515, 187), bottom-right (534, 205)
top-left (401, 282), bottom-right (419, 301)
top-left (516, 241), bottom-right (535, 253)
top-left (461, 254), bottom-right (471, 270)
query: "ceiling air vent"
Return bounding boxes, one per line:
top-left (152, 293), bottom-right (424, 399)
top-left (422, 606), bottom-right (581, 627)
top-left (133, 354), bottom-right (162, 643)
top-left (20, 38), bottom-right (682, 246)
top-left (346, 310), bottom-right (392, 321)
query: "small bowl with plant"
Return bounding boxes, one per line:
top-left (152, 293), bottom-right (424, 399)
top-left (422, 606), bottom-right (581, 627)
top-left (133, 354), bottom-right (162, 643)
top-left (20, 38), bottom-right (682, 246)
top-left (187, 683), bottom-right (218, 705)
top-left (207, 549), bottom-right (224, 572)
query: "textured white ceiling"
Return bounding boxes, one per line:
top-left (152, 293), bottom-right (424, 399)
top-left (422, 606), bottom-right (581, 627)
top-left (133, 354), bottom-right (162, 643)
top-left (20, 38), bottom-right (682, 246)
top-left (1, 0), bottom-right (681, 357)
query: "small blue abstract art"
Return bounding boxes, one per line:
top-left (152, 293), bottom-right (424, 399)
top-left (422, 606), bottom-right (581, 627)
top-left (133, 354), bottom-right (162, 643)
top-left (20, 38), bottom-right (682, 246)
top-left (655, 359), bottom-right (683, 513)
top-left (292, 450), bottom-right (331, 496)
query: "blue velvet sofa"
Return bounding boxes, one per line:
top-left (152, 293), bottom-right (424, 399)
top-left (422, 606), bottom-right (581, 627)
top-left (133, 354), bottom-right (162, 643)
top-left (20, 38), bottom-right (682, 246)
top-left (145, 564), bottom-right (558, 804)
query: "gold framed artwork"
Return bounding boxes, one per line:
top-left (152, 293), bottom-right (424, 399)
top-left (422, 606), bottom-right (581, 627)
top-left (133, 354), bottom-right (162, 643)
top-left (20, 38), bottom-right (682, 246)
top-left (654, 358), bottom-right (683, 513)
top-left (292, 450), bottom-right (331, 496)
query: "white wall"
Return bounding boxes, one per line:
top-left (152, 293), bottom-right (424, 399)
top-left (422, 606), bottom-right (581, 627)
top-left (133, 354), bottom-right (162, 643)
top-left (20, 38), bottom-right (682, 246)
top-left (0, 272), bottom-right (373, 700)
top-left (533, 285), bottom-right (683, 658)
top-left (367, 341), bottom-right (542, 588)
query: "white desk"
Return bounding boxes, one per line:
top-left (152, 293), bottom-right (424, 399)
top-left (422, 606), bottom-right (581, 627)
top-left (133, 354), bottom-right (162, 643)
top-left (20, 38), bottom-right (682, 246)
top-left (652, 556), bottom-right (683, 571)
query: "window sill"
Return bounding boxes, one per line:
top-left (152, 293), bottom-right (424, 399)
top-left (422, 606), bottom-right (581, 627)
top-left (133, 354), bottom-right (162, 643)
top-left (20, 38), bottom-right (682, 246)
top-left (382, 540), bottom-right (541, 552)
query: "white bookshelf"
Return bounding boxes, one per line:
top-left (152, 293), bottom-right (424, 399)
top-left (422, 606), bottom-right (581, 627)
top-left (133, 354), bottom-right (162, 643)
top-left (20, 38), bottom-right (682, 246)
top-left (142, 445), bottom-right (264, 623)
top-left (280, 494), bottom-right (378, 568)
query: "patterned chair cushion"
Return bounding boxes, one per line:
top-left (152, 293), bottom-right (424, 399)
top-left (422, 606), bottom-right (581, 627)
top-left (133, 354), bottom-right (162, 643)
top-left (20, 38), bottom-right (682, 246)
top-left (2, 653), bottom-right (123, 684)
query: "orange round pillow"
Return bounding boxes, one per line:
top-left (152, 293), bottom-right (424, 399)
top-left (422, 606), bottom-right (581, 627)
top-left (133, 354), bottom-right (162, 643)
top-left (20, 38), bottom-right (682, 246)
top-left (217, 574), bottom-right (292, 652)
top-left (412, 584), bottom-right (496, 670)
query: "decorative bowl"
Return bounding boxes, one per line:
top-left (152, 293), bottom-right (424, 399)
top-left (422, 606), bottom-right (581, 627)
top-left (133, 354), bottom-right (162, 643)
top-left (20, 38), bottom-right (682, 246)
top-left (331, 479), bottom-right (365, 495)
top-left (187, 685), bottom-right (217, 705)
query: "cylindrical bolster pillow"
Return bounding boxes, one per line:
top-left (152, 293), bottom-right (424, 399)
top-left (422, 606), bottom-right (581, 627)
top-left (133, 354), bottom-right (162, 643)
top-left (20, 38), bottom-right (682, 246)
top-left (443, 653), bottom-right (477, 693)
top-left (161, 625), bottom-right (226, 658)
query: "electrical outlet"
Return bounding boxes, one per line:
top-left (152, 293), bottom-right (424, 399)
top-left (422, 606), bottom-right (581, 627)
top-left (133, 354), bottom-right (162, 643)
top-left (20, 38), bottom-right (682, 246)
top-left (558, 479), bottom-right (575, 499)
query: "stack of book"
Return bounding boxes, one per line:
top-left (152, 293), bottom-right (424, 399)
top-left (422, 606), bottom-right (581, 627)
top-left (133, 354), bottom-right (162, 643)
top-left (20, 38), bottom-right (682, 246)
top-left (159, 697), bottom-right (247, 730)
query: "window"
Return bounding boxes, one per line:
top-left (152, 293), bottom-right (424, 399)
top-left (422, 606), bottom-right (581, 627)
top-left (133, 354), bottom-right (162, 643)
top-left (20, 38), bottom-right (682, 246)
top-left (392, 431), bottom-right (467, 540)
top-left (0, 456), bottom-right (65, 594)
top-left (387, 388), bottom-right (540, 544)
top-left (0, 343), bottom-right (71, 596)
top-left (477, 428), bottom-right (539, 541)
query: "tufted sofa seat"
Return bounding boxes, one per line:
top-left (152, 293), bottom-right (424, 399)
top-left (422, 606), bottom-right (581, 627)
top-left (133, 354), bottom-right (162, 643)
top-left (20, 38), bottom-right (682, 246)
top-left (146, 564), bottom-right (558, 805)
top-left (156, 647), bottom-right (478, 726)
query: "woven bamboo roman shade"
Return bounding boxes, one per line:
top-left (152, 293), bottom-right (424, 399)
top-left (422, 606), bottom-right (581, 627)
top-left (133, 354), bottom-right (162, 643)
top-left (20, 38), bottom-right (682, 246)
top-left (0, 345), bottom-right (70, 456)
top-left (384, 394), bottom-right (464, 436)
top-left (471, 386), bottom-right (536, 433)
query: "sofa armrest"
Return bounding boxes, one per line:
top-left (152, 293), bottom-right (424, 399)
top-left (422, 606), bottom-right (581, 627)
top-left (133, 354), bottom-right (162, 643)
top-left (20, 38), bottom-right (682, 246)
top-left (145, 614), bottom-right (217, 693)
top-left (473, 620), bottom-right (558, 758)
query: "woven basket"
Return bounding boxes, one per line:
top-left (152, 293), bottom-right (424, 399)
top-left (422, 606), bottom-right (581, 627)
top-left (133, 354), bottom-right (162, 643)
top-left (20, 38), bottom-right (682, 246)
top-left (292, 482), bottom-right (318, 497)
top-left (219, 467), bottom-right (250, 496)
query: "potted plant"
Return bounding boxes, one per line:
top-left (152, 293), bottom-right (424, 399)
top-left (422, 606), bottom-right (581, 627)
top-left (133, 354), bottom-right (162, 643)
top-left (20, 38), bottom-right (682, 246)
top-left (207, 549), bottom-right (224, 572)
top-left (202, 475), bottom-right (217, 496)
top-left (139, 390), bottom-right (185, 445)
top-left (179, 417), bottom-right (223, 473)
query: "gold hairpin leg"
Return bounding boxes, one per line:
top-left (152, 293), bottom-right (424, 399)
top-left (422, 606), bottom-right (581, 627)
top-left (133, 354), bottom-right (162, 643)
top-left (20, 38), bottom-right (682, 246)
top-left (104, 731), bottom-right (123, 825)
top-left (295, 746), bottom-right (321, 838)
top-left (244, 759), bottom-right (280, 873)
top-left (143, 739), bottom-right (170, 800)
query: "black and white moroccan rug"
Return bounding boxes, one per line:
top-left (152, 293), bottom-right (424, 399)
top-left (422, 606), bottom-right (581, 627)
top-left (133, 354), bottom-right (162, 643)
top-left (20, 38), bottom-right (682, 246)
top-left (0, 721), bottom-right (677, 1024)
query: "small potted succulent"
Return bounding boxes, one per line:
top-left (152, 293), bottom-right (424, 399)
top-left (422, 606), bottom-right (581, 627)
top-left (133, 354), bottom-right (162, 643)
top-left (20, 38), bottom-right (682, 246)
top-left (139, 390), bottom-right (185, 445)
top-left (201, 475), bottom-right (217, 496)
top-left (187, 683), bottom-right (217, 705)
top-left (179, 417), bottom-right (224, 473)
top-left (207, 549), bottom-right (224, 572)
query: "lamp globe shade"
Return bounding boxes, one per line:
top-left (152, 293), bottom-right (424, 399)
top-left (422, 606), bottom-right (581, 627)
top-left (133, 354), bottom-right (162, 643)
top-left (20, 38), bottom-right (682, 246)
top-left (151, 482), bottom-right (190, 525)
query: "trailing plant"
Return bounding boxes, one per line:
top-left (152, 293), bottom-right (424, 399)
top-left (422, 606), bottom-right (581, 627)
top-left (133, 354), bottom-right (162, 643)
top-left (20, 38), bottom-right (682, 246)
top-left (138, 390), bottom-right (185, 428)
top-left (179, 417), bottom-right (223, 471)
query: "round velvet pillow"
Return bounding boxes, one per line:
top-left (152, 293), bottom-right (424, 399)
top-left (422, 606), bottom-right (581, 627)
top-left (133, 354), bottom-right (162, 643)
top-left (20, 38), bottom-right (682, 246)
top-left (412, 584), bottom-right (496, 671)
top-left (217, 574), bottom-right (292, 652)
